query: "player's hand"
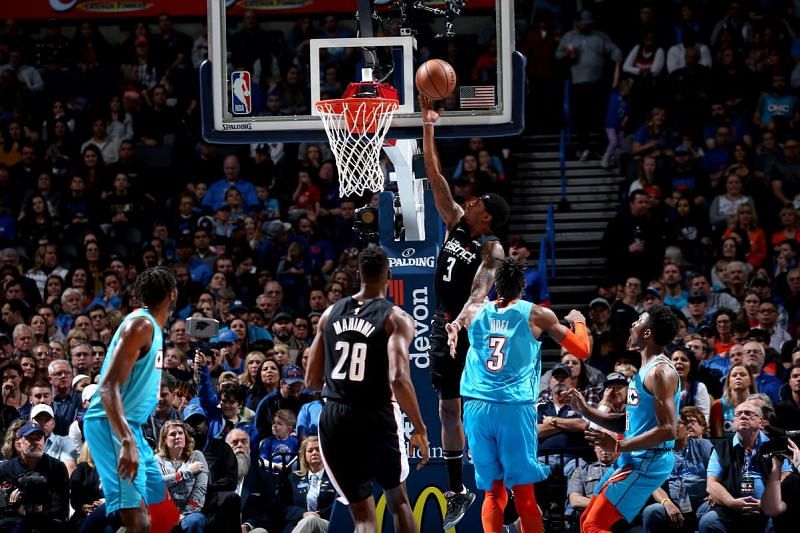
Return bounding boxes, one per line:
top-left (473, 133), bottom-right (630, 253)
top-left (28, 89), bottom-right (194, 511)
top-left (445, 322), bottom-right (460, 358)
top-left (117, 438), bottom-right (139, 482)
top-left (564, 310), bottom-right (586, 325)
top-left (663, 500), bottom-right (684, 526)
top-left (418, 95), bottom-right (442, 124)
top-left (409, 431), bottom-right (430, 470)
top-left (566, 388), bottom-right (589, 414)
top-left (585, 427), bottom-right (618, 453)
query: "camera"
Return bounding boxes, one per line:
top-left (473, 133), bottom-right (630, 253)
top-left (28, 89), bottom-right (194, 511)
top-left (353, 204), bottom-right (380, 244)
top-left (186, 317), bottom-right (220, 339)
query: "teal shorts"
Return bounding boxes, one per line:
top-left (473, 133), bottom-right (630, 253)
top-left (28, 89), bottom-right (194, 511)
top-left (84, 417), bottom-right (165, 513)
top-left (463, 399), bottom-right (549, 490)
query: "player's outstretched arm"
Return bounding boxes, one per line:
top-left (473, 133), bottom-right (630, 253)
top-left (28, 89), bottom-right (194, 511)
top-left (532, 306), bottom-right (590, 359)
top-left (305, 307), bottom-right (332, 391)
top-left (453, 240), bottom-right (504, 326)
top-left (567, 388), bottom-right (627, 433)
top-left (98, 316), bottom-right (153, 482)
top-left (387, 307), bottom-right (429, 469)
top-left (420, 95), bottom-right (463, 230)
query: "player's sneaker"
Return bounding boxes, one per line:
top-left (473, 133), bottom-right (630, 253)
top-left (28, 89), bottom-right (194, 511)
top-left (443, 489), bottom-right (476, 530)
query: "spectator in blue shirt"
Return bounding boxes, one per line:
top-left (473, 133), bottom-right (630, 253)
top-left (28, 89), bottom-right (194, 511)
top-left (743, 340), bottom-right (782, 406)
top-left (202, 155), bottom-right (259, 212)
top-left (258, 409), bottom-right (299, 469)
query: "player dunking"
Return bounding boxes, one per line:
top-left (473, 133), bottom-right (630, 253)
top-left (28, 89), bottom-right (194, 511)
top-left (446, 258), bottom-right (590, 533)
top-left (84, 267), bottom-right (179, 532)
top-left (306, 247), bottom-right (430, 533)
top-left (420, 95), bottom-right (511, 528)
top-left (568, 305), bottom-right (681, 533)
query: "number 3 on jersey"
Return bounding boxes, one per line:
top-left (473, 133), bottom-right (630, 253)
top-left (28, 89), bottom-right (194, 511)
top-left (332, 341), bottom-right (367, 381)
top-left (442, 256), bottom-right (456, 281)
top-left (486, 336), bottom-right (507, 372)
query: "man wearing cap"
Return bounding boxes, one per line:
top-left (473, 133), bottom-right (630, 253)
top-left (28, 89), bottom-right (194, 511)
top-left (270, 311), bottom-right (304, 360)
top-left (537, 363), bottom-right (590, 455)
top-left (588, 297), bottom-right (623, 372)
top-left (32, 403), bottom-right (77, 476)
top-left (0, 422), bottom-right (69, 529)
top-left (254, 364), bottom-right (312, 441)
top-left (213, 328), bottom-right (244, 375)
top-left (685, 290), bottom-right (711, 333)
top-left (421, 95), bottom-right (511, 521)
top-left (642, 287), bottom-right (663, 313)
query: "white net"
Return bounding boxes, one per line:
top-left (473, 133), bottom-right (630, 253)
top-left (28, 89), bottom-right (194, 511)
top-left (316, 97), bottom-right (399, 197)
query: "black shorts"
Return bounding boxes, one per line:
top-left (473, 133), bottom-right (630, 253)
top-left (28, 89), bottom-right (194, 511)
top-left (430, 314), bottom-right (470, 400)
top-left (318, 400), bottom-right (408, 504)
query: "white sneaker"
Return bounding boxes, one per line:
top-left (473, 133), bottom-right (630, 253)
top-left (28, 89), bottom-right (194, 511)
top-left (578, 149), bottom-right (591, 162)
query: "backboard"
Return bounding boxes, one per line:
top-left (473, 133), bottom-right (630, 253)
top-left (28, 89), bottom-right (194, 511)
top-left (200, 0), bottom-right (525, 143)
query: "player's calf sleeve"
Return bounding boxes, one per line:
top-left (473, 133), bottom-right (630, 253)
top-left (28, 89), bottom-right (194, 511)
top-left (443, 449), bottom-right (464, 491)
top-left (558, 322), bottom-right (590, 359)
top-left (481, 480), bottom-right (507, 533)
top-left (512, 484), bottom-right (542, 533)
top-left (147, 490), bottom-right (181, 533)
top-left (580, 493), bottom-right (624, 533)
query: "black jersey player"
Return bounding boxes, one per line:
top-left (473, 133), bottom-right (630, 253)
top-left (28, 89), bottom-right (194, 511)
top-left (306, 247), bottom-right (430, 533)
top-left (420, 95), bottom-right (510, 529)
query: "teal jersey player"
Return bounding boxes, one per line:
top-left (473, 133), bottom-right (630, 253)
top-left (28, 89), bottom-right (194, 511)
top-left (447, 258), bottom-right (590, 533)
top-left (83, 267), bottom-right (179, 531)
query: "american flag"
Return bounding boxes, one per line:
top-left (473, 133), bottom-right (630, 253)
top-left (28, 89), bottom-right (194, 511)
top-left (459, 85), bottom-right (496, 109)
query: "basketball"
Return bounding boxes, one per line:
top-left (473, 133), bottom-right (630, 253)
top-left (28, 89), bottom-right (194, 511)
top-left (415, 59), bottom-right (457, 100)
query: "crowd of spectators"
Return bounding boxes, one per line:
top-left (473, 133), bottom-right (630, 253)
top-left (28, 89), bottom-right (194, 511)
top-left (516, 1), bottom-right (800, 532)
top-left (0, 6), bottom-right (516, 533)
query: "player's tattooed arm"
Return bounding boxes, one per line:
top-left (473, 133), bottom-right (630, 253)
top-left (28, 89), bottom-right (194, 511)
top-left (420, 95), bottom-right (464, 230)
top-left (452, 240), bottom-right (504, 328)
top-left (305, 307), bottom-right (333, 391)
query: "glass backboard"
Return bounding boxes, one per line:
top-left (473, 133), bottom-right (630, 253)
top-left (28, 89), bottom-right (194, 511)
top-left (200, 0), bottom-right (524, 143)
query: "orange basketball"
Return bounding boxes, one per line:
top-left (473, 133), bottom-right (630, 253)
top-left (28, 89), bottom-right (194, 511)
top-left (415, 59), bottom-right (457, 100)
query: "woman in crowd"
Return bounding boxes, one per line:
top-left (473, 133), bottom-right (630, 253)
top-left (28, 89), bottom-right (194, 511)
top-left (44, 274), bottom-right (65, 306)
top-left (723, 203), bottom-right (767, 268)
top-left (710, 363), bottom-right (757, 437)
top-left (239, 351), bottom-right (266, 389)
top-left (631, 107), bottom-right (674, 160)
top-left (671, 345), bottom-right (711, 423)
top-left (628, 155), bottom-right (661, 195)
top-left (284, 436), bottom-right (336, 532)
top-left (156, 420), bottom-right (208, 533)
top-left (69, 443), bottom-right (106, 531)
top-left (16, 194), bottom-right (60, 250)
top-left (246, 358), bottom-right (280, 410)
top-left (738, 290), bottom-right (761, 327)
top-left (106, 94), bottom-right (134, 142)
top-left (771, 206), bottom-right (800, 248)
top-left (711, 308), bottom-right (736, 356)
top-left (708, 172), bottom-right (753, 230)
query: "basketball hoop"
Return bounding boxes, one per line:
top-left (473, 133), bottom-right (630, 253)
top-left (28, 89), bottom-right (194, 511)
top-left (316, 82), bottom-right (399, 197)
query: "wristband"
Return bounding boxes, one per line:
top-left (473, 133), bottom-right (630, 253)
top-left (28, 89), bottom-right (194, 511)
top-left (423, 121), bottom-right (435, 126)
top-left (661, 498), bottom-right (671, 507)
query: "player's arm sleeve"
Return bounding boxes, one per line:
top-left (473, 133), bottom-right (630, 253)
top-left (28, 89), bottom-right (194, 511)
top-left (534, 307), bottom-right (590, 359)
